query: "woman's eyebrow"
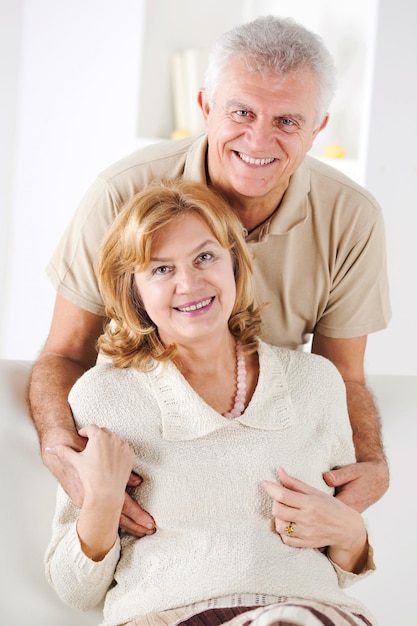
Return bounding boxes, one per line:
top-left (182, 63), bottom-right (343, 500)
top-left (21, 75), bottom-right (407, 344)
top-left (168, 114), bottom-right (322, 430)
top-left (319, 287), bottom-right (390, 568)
top-left (149, 239), bottom-right (220, 263)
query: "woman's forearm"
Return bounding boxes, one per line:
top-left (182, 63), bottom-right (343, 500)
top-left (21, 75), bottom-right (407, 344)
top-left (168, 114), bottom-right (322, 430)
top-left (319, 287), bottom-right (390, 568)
top-left (327, 523), bottom-right (369, 574)
top-left (77, 493), bottom-right (125, 561)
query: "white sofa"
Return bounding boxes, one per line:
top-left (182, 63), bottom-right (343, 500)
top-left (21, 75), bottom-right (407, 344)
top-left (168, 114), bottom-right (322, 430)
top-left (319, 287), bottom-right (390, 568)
top-left (0, 360), bottom-right (102, 625)
top-left (1, 359), bottom-right (416, 625)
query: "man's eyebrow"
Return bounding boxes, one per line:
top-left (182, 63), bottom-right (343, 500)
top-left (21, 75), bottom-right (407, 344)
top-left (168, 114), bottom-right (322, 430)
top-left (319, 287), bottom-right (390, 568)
top-left (225, 100), bottom-right (255, 112)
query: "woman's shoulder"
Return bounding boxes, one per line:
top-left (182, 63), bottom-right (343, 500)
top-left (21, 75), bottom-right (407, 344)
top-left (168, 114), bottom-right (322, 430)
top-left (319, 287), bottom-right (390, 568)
top-left (68, 362), bottom-right (152, 406)
top-left (68, 363), bottom-right (159, 433)
top-left (71, 361), bottom-right (137, 387)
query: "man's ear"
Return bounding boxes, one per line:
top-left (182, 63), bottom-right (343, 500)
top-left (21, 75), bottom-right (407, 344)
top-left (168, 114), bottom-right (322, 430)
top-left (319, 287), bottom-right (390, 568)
top-left (197, 89), bottom-right (210, 126)
top-left (312, 113), bottom-right (330, 140)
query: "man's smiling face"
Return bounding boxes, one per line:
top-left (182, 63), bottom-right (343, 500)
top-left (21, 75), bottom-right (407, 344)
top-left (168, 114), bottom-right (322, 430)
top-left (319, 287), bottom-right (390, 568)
top-left (199, 58), bottom-right (328, 212)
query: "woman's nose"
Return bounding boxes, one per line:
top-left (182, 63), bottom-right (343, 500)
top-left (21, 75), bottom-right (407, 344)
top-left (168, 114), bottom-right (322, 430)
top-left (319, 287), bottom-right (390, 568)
top-left (175, 266), bottom-right (203, 292)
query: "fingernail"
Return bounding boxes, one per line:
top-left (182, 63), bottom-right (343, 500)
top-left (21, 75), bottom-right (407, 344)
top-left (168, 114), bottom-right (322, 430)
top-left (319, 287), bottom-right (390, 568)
top-left (44, 446), bottom-right (56, 454)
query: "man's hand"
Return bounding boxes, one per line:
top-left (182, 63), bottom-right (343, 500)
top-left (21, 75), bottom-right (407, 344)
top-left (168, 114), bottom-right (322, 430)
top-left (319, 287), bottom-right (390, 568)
top-left (44, 428), bottom-right (156, 537)
top-left (42, 426), bottom-right (87, 505)
top-left (323, 458), bottom-right (389, 513)
top-left (119, 492), bottom-right (156, 537)
top-left (312, 333), bottom-right (390, 511)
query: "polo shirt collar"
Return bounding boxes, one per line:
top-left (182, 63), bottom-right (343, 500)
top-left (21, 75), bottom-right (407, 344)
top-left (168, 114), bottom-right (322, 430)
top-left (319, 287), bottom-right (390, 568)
top-left (268, 158), bottom-right (310, 235)
top-left (183, 133), bottom-right (209, 183)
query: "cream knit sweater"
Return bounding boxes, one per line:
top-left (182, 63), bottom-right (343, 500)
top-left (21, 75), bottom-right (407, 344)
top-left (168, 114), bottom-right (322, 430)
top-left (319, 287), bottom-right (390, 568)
top-left (44, 341), bottom-right (374, 626)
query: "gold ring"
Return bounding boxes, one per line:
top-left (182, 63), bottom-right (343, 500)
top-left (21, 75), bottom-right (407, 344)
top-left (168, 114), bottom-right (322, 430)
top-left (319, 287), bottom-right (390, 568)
top-left (286, 523), bottom-right (294, 536)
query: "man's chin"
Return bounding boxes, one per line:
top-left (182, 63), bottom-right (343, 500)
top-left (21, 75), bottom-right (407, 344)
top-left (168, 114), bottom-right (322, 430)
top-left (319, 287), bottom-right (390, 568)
top-left (228, 178), bottom-right (276, 201)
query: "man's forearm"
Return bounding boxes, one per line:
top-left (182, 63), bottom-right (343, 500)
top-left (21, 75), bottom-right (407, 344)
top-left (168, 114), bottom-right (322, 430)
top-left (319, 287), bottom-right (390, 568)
top-left (28, 354), bottom-right (87, 447)
top-left (30, 352), bottom-right (157, 535)
top-left (324, 380), bottom-right (389, 510)
top-left (344, 380), bottom-right (386, 463)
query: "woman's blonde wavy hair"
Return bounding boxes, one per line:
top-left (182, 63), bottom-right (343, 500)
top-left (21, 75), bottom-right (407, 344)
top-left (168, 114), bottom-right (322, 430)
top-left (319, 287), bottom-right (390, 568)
top-left (96, 179), bottom-right (263, 369)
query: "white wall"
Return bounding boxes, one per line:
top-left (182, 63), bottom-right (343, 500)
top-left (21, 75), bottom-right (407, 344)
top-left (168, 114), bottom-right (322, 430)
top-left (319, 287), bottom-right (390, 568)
top-left (0, 0), bottom-right (24, 351)
top-left (0, 0), bottom-right (146, 359)
top-left (363, 0), bottom-right (417, 375)
top-left (1, 0), bottom-right (416, 375)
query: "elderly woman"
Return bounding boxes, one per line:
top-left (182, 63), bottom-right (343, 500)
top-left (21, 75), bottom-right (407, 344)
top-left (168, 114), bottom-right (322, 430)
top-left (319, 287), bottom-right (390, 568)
top-left (45, 180), bottom-right (376, 626)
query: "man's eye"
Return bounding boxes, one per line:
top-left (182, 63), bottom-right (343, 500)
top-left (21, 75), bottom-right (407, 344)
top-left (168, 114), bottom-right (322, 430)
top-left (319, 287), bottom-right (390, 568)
top-left (236, 110), bottom-right (249, 116)
top-left (278, 118), bottom-right (299, 132)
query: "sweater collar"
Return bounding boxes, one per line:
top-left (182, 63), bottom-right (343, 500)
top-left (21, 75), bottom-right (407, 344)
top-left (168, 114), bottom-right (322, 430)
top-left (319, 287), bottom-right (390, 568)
top-left (148, 341), bottom-right (295, 441)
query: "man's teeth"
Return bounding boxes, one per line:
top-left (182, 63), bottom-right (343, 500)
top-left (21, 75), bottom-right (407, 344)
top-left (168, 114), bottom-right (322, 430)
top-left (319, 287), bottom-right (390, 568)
top-left (238, 153), bottom-right (275, 165)
top-left (177, 298), bottom-right (212, 312)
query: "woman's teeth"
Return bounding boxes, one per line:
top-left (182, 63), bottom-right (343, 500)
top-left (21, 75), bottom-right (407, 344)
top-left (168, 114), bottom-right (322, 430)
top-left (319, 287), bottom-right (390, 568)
top-left (177, 298), bottom-right (213, 312)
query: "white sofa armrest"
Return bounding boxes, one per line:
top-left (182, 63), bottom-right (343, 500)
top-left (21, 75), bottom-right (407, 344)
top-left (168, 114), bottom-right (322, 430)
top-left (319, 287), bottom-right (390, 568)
top-left (0, 360), bottom-right (102, 625)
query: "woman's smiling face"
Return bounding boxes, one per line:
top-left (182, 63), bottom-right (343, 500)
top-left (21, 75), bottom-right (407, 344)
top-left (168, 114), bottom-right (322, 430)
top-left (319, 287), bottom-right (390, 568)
top-left (133, 213), bottom-right (236, 348)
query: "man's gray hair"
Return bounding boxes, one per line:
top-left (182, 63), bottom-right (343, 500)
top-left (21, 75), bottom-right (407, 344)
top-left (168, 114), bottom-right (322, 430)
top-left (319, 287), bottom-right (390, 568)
top-left (203, 15), bottom-right (337, 125)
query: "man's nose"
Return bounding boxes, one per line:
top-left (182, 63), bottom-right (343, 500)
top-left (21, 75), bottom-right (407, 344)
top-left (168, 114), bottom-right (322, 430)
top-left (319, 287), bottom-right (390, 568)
top-left (246, 118), bottom-right (275, 150)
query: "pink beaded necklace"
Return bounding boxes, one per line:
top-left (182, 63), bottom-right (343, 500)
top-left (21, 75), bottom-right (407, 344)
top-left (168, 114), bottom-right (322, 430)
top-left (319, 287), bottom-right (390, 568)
top-left (223, 340), bottom-right (247, 419)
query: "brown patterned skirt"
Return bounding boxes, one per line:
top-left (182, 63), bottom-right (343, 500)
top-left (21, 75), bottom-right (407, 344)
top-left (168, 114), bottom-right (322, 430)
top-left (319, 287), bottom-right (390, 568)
top-left (125, 599), bottom-right (374, 626)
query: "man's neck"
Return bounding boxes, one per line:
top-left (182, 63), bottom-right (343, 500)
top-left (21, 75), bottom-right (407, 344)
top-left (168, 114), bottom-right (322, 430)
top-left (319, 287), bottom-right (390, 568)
top-left (225, 190), bottom-right (285, 232)
top-left (205, 152), bottom-right (288, 232)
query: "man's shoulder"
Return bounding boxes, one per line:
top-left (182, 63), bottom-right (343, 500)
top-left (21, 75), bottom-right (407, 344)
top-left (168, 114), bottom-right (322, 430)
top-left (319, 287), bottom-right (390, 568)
top-left (98, 133), bottom-right (207, 186)
top-left (305, 155), bottom-right (380, 207)
top-left (259, 339), bottom-right (342, 381)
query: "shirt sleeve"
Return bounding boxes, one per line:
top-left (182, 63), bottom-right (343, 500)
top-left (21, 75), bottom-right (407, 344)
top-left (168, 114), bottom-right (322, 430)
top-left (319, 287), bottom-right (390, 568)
top-left (45, 177), bottom-right (118, 316)
top-left (329, 522), bottom-right (376, 588)
top-left (315, 195), bottom-right (391, 339)
top-left (44, 486), bottom-right (121, 611)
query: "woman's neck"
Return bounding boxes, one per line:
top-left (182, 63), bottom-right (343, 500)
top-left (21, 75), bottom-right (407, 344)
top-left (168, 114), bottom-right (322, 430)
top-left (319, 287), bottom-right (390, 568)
top-left (172, 335), bottom-right (259, 418)
top-left (173, 334), bottom-right (236, 380)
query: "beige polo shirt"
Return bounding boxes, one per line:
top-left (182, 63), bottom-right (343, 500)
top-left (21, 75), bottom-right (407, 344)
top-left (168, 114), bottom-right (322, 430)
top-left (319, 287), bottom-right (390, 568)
top-left (47, 134), bottom-right (391, 349)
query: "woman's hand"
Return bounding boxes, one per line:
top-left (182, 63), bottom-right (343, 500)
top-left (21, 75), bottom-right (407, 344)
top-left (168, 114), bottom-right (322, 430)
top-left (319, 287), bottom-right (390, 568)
top-left (48, 425), bottom-right (136, 561)
top-left (71, 425), bottom-right (135, 500)
top-left (262, 467), bottom-right (369, 574)
top-left (45, 428), bottom-right (156, 537)
top-left (49, 425), bottom-right (135, 503)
